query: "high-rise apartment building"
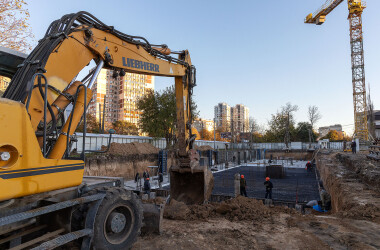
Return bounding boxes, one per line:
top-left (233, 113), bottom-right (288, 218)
top-left (214, 102), bottom-right (250, 133)
top-left (88, 69), bottom-right (154, 131)
top-left (231, 104), bottom-right (250, 133)
top-left (214, 103), bottom-right (231, 132)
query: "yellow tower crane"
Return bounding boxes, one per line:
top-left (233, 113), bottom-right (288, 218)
top-left (305, 0), bottom-right (368, 141)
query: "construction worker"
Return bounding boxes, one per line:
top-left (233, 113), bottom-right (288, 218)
top-left (134, 172), bottom-right (140, 189)
top-left (264, 177), bottom-right (273, 199)
top-left (158, 172), bottom-right (164, 189)
top-left (351, 140), bottom-right (357, 154)
top-left (240, 175), bottom-right (247, 197)
top-left (143, 169), bottom-right (150, 179)
top-left (144, 177), bottom-right (151, 196)
top-left (320, 187), bottom-right (331, 211)
top-left (305, 161), bottom-right (312, 172)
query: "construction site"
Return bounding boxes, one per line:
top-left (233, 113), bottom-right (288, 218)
top-left (84, 143), bottom-right (379, 249)
top-left (0, 0), bottom-right (380, 249)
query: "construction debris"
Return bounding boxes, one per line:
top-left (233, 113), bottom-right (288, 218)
top-left (103, 142), bottom-right (160, 155)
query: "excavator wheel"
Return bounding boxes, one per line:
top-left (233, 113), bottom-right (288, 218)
top-left (91, 187), bottom-right (142, 249)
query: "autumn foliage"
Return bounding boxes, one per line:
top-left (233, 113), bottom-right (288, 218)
top-left (0, 0), bottom-right (34, 52)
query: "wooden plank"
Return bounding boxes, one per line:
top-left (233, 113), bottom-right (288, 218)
top-left (10, 228), bottom-right (64, 250)
top-left (0, 225), bottom-right (46, 245)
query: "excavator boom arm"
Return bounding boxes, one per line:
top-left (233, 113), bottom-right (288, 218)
top-left (0, 12), bottom-right (210, 204)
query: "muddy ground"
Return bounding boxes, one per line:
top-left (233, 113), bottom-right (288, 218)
top-left (133, 152), bottom-right (380, 249)
top-left (134, 196), bottom-right (380, 249)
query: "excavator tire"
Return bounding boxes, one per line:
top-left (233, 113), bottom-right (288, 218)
top-left (91, 187), bottom-right (142, 249)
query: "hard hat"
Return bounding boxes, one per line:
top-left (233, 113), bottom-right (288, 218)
top-left (241, 175), bottom-right (244, 178)
top-left (266, 177), bottom-right (270, 181)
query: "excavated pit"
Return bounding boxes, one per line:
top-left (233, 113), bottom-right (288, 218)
top-left (316, 151), bottom-right (380, 222)
top-left (134, 151), bottom-right (380, 249)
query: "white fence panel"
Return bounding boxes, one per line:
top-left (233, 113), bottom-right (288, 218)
top-left (72, 133), bottom-right (345, 153)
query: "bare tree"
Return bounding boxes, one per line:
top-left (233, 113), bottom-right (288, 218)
top-left (308, 105), bottom-right (322, 130)
top-left (0, 0), bottom-right (34, 52)
top-left (281, 102), bottom-right (299, 148)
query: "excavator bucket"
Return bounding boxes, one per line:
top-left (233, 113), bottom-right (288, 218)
top-left (170, 150), bottom-right (214, 204)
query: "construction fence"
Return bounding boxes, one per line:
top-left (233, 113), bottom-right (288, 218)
top-left (72, 133), bottom-right (345, 153)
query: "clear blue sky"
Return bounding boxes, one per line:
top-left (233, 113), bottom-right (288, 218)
top-left (27, 0), bottom-right (380, 134)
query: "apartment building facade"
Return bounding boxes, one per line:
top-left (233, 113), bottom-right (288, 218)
top-left (87, 69), bottom-right (154, 131)
top-left (214, 102), bottom-right (250, 133)
top-left (231, 104), bottom-right (250, 133)
top-left (193, 118), bottom-right (215, 132)
top-left (214, 103), bottom-right (231, 132)
top-left (318, 124), bottom-right (343, 137)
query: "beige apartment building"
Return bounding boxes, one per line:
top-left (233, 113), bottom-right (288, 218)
top-left (88, 69), bottom-right (154, 131)
top-left (214, 102), bottom-right (231, 132)
top-left (214, 102), bottom-right (250, 133)
top-left (231, 104), bottom-right (250, 133)
top-left (193, 118), bottom-right (215, 132)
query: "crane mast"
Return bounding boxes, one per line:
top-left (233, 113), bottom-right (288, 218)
top-left (348, 1), bottom-right (367, 141)
top-left (305, 0), bottom-right (368, 141)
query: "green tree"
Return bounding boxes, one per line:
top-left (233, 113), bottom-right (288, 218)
top-left (137, 86), bottom-right (198, 147)
top-left (76, 114), bottom-right (100, 133)
top-left (294, 122), bottom-right (318, 142)
top-left (112, 120), bottom-right (138, 135)
top-left (265, 103), bottom-right (298, 143)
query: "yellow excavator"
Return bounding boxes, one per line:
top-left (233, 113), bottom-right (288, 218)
top-left (0, 11), bottom-right (213, 249)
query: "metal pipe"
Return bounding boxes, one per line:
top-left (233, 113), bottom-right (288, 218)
top-left (42, 75), bottom-right (48, 157)
top-left (87, 60), bottom-right (104, 89)
top-left (81, 86), bottom-right (87, 160)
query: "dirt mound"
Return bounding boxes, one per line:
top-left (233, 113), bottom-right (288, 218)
top-left (164, 196), bottom-right (288, 222)
top-left (211, 196), bottom-right (272, 221)
top-left (104, 142), bottom-right (160, 156)
top-left (194, 145), bottom-right (214, 151)
top-left (337, 204), bottom-right (380, 222)
top-left (163, 199), bottom-right (190, 220)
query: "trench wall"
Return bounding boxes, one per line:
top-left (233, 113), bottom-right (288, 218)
top-left (85, 154), bottom-right (175, 180)
top-left (266, 150), bottom-right (314, 161)
top-left (316, 152), bottom-right (380, 222)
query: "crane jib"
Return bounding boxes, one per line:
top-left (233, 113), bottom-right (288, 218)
top-left (122, 57), bottom-right (160, 72)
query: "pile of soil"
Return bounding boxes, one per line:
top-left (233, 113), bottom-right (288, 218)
top-left (103, 142), bottom-right (160, 156)
top-left (194, 145), bottom-right (214, 151)
top-left (337, 203), bottom-right (380, 221)
top-left (164, 196), bottom-right (291, 222)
